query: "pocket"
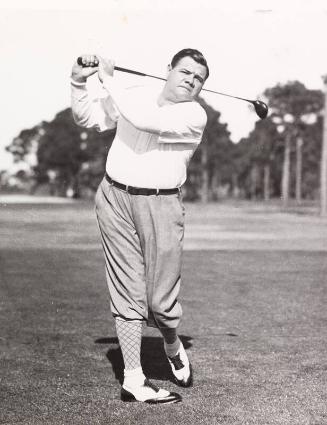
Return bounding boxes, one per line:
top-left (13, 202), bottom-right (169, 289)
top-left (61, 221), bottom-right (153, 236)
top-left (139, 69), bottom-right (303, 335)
top-left (173, 193), bottom-right (185, 228)
top-left (94, 177), bottom-right (107, 210)
top-left (177, 191), bottom-right (185, 218)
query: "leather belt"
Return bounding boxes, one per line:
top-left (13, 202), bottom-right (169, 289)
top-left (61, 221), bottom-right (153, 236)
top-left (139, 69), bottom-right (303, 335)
top-left (105, 174), bottom-right (179, 196)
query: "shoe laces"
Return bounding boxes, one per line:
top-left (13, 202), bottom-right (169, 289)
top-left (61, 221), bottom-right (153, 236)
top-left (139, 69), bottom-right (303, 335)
top-left (144, 379), bottom-right (160, 392)
top-left (169, 353), bottom-right (184, 370)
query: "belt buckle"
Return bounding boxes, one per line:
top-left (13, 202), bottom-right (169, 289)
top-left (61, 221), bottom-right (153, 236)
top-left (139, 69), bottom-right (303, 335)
top-left (126, 185), bottom-right (129, 194)
top-left (156, 188), bottom-right (159, 196)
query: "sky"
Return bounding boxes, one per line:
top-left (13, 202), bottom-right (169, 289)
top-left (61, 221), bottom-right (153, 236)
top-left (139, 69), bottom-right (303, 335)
top-left (1, 0), bottom-right (327, 171)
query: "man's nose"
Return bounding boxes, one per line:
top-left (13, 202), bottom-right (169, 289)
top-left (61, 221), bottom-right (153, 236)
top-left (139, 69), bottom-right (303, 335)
top-left (185, 75), bottom-right (195, 87)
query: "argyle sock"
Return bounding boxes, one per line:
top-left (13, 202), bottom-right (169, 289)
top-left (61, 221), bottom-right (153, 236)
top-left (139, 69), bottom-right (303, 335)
top-left (115, 317), bottom-right (143, 371)
top-left (159, 328), bottom-right (181, 358)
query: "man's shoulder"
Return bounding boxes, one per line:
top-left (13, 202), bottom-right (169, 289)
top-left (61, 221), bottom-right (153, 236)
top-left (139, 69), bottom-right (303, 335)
top-left (123, 82), bottom-right (162, 104)
top-left (172, 99), bottom-right (205, 111)
top-left (174, 100), bottom-right (207, 121)
top-left (125, 81), bottom-right (161, 94)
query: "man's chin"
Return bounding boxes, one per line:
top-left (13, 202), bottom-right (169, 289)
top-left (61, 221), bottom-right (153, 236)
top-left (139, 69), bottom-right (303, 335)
top-left (176, 92), bottom-right (193, 102)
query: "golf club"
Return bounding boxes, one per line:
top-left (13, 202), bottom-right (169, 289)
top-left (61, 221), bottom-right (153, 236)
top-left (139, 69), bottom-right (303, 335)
top-left (77, 57), bottom-right (268, 119)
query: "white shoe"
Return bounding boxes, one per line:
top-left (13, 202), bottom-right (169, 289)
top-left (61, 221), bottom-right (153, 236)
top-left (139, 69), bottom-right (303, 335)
top-left (121, 379), bottom-right (182, 404)
top-left (167, 343), bottom-right (193, 387)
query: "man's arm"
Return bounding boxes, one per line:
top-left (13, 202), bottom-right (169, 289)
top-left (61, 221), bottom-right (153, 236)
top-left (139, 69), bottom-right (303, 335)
top-left (71, 58), bottom-right (119, 132)
top-left (102, 75), bottom-right (162, 134)
top-left (101, 75), bottom-right (207, 143)
top-left (156, 101), bottom-right (207, 144)
top-left (94, 56), bottom-right (207, 142)
top-left (71, 81), bottom-right (119, 131)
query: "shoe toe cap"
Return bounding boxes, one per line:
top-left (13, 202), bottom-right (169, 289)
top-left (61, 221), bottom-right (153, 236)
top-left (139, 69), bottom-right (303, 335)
top-left (146, 391), bottom-right (182, 404)
top-left (174, 364), bottom-right (193, 387)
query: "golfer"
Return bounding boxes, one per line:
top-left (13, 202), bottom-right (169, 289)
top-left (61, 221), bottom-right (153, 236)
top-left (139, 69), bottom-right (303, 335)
top-left (71, 48), bottom-right (209, 404)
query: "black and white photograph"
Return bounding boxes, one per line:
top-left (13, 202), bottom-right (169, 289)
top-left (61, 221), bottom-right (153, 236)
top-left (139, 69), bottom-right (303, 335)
top-left (0, 1), bottom-right (326, 424)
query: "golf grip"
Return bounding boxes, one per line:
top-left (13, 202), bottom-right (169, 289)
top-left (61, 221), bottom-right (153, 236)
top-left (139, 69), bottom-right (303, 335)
top-left (77, 57), bottom-right (147, 77)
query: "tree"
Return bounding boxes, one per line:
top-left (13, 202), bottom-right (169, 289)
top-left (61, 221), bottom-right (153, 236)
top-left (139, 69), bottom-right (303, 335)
top-left (184, 98), bottom-right (233, 202)
top-left (264, 81), bottom-right (323, 205)
top-left (321, 76), bottom-right (327, 215)
top-left (6, 125), bottom-right (43, 163)
top-left (233, 117), bottom-right (280, 199)
top-left (6, 108), bottom-right (115, 197)
top-left (36, 108), bottom-right (115, 197)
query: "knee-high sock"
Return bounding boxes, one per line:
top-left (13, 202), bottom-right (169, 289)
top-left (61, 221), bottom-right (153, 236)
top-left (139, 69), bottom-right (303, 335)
top-left (159, 328), bottom-right (181, 357)
top-left (115, 318), bottom-right (143, 370)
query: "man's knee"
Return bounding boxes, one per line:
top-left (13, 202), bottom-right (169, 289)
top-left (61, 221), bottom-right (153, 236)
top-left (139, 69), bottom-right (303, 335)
top-left (150, 298), bottom-right (182, 328)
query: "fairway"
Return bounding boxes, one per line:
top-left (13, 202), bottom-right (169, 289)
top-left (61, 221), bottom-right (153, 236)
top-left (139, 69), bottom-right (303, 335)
top-left (0, 198), bottom-right (326, 424)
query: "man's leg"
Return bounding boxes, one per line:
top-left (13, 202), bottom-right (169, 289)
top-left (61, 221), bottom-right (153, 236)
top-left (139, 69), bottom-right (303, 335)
top-left (160, 328), bottom-right (180, 356)
top-left (115, 318), bottom-right (144, 385)
top-left (115, 317), bottom-right (181, 403)
top-left (132, 192), bottom-right (192, 387)
top-left (95, 180), bottom-right (182, 403)
top-left (160, 327), bottom-right (192, 387)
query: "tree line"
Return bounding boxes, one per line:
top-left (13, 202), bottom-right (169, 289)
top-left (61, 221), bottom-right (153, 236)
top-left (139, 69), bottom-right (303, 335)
top-left (5, 80), bottom-right (324, 202)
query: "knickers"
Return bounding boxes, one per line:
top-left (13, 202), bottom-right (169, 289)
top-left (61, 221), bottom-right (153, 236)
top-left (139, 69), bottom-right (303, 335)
top-left (95, 177), bottom-right (185, 328)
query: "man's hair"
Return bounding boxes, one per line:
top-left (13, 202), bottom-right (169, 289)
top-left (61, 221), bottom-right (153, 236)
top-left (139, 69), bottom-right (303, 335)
top-left (171, 48), bottom-right (209, 81)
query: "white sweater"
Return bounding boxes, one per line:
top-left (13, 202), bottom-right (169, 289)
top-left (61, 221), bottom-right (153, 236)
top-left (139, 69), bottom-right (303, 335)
top-left (71, 78), bottom-right (207, 189)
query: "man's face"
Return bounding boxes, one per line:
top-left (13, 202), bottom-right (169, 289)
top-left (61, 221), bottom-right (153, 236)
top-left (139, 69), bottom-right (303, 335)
top-left (163, 56), bottom-right (207, 103)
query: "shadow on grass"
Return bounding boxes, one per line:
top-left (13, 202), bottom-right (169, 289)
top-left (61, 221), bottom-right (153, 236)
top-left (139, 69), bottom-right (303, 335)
top-left (95, 335), bottom-right (193, 384)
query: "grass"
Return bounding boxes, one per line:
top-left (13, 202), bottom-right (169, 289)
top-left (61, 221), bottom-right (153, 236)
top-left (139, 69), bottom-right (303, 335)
top-left (0, 198), bottom-right (326, 424)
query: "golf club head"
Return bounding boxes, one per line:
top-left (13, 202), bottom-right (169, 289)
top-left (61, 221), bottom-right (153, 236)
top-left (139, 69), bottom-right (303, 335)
top-left (253, 100), bottom-right (268, 119)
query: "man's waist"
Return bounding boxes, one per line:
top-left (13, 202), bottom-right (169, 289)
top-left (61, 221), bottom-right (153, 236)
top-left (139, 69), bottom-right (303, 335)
top-left (105, 174), bottom-right (180, 196)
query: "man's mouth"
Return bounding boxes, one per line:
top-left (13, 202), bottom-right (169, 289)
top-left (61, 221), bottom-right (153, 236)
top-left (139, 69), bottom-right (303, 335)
top-left (178, 86), bottom-right (191, 92)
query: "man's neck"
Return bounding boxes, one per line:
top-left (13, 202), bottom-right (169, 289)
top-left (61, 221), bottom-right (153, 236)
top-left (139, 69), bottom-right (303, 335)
top-left (157, 91), bottom-right (176, 107)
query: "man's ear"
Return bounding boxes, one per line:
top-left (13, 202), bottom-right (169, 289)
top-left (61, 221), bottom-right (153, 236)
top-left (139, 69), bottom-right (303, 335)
top-left (166, 64), bottom-right (172, 78)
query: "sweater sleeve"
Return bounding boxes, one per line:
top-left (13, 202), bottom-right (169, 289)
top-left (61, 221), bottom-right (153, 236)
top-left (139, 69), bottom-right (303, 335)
top-left (157, 101), bottom-right (207, 144)
top-left (102, 76), bottom-right (207, 143)
top-left (70, 79), bottom-right (119, 132)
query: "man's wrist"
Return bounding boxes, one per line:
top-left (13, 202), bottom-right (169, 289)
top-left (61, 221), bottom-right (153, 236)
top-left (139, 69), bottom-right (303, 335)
top-left (71, 76), bottom-right (87, 86)
top-left (102, 74), bottom-right (113, 88)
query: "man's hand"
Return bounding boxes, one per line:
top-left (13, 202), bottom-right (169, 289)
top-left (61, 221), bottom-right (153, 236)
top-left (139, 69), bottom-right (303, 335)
top-left (97, 56), bottom-right (115, 83)
top-left (71, 54), bottom-right (99, 83)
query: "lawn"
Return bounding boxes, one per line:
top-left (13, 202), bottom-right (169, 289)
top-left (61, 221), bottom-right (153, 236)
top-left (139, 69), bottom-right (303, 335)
top-left (0, 198), bottom-right (326, 424)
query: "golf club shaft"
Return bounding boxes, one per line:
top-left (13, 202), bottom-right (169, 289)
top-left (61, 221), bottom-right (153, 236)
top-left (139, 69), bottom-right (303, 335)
top-left (77, 58), bottom-right (257, 106)
top-left (115, 66), bottom-right (166, 82)
top-left (116, 66), bottom-right (252, 102)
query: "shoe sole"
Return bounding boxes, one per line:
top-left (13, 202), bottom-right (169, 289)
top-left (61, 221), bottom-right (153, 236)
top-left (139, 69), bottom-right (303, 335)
top-left (121, 388), bottom-right (182, 404)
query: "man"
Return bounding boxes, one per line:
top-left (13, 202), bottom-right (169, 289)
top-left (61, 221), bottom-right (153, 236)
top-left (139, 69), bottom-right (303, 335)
top-left (71, 48), bottom-right (209, 404)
